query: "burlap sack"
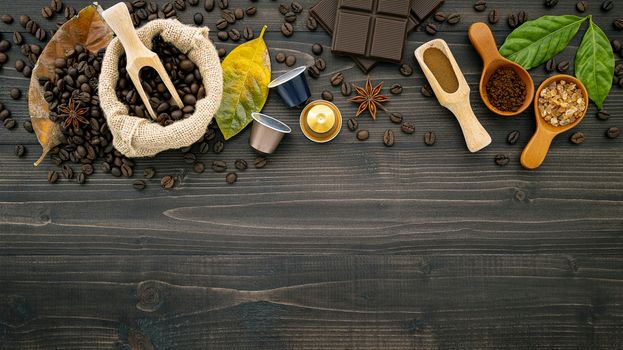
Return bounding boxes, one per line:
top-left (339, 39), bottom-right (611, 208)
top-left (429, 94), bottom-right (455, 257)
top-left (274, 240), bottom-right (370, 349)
top-left (99, 19), bottom-right (223, 158)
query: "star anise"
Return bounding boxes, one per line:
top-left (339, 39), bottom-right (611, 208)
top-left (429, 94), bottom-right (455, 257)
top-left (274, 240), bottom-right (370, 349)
top-left (57, 98), bottom-right (88, 129)
top-left (349, 76), bottom-right (389, 120)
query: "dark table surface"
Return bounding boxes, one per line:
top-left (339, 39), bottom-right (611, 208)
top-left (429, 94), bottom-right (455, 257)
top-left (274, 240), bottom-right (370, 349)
top-left (1, 0), bottom-right (622, 349)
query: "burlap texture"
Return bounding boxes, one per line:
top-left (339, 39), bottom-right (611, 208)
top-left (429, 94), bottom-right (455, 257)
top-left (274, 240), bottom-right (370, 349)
top-left (99, 19), bottom-right (223, 158)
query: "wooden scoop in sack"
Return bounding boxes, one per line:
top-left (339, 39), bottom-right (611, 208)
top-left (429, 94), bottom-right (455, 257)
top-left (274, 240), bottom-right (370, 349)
top-left (101, 3), bottom-right (183, 119)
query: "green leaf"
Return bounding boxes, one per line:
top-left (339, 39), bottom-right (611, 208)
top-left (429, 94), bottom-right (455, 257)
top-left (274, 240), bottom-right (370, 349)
top-left (575, 18), bottom-right (615, 109)
top-left (216, 26), bottom-right (271, 140)
top-left (499, 15), bottom-right (586, 70)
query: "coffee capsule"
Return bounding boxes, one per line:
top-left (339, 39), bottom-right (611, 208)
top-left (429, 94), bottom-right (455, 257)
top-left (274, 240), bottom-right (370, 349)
top-left (249, 112), bottom-right (292, 154)
top-left (300, 100), bottom-right (342, 143)
top-left (267, 66), bottom-right (311, 108)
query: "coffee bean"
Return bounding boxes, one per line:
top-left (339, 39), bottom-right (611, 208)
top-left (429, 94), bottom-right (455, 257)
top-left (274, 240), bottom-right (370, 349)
top-left (194, 12), bottom-right (203, 25)
top-left (217, 31), bottom-right (228, 41)
top-left (13, 32), bottom-right (23, 45)
top-left (121, 163), bottom-right (133, 177)
top-left (41, 6), bottom-right (54, 18)
top-left (19, 15), bottom-right (30, 27)
top-left (383, 129), bottom-right (395, 147)
top-left (192, 161), bottom-right (205, 173)
top-left (474, 0), bottom-right (487, 12)
top-left (399, 63), bottom-right (413, 76)
top-left (218, 47), bottom-right (227, 58)
top-left (144, 167), bottom-right (156, 179)
top-left (606, 127), bottom-right (620, 139)
top-left (390, 84), bottom-right (403, 95)
top-left (189, 0), bottom-right (199, 6)
top-left (204, 0), bottom-right (214, 11)
top-left (183, 152), bottom-right (197, 164)
top-left (246, 6), bottom-right (257, 16)
top-left (340, 82), bottom-right (352, 96)
top-left (3, 118), bottom-right (16, 130)
top-left (308, 64), bottom-right (320, 79)
top-left (425, 23), bottom-right (437, 35)
top-left (517, 11), bottom-right (528, 25)
top-left (61, 164), bottom-right (74, 179)
top-left (229, 29), bottom-right (241, 41)
top-left (557, 61), bottom-right (569, 73)
top-left (1, 15), bottom-right (13, 24)
top-left (284, 12), bottom-right (297, 23)
top-left (614, 19), bottom-right (623, 31)
top-left (612, 39), bottom-right (622, 53)
top-left (347, 118), bottom-right (358, 131)
top-left (330, 72), bottom-right (344, 86)
top-left (447, 13), bottom-right (461, 24)
top-left (161, 175), bottom-right (175, 189)
top-left (312, 43), bottom-right (323, 55)
top-left (285, 55), bottom-right (296, 67)
top-left (254, 156), bottom-right (267, 169)
top-left (0, 53), bottom-right (7, 65)
top-left (235, 159), bottom-right (248, 170)
top-left (217, 0), bottom-right (228, 9)
top-left (434, 12), bottom-right (446, 22)
top-left (597, 110), bottom-right (611, 121)
top-left (133, 180), bottom-right (146, 190)
top-left (495, 154), bottom-right (510, 166)
top-left (544, 0), bottom-right (558, 8)
top-left (81, 164), bottom-right (94, 176)
top-left (212, 160), bottom-right (227, 172)
top-left (215, 18), bottom-right (227, 30)
top-left (278, 3), bottom-right (289, 15)
top-left (401, 122), bottom-right (416, 134)
top-left (291, 1), bottom-right (303, 13)
top-left (570, 132), bottom-right (585, 144)
top-left (421, 84), bottom-right (434, 97)
top-left (234, 8), bottom-right (244, 20)
top-left (213, 140), bottom-right (225, 153)
top-left (101, 162), bottom-right (111, 173)
top-left (15, 144), bottom-right (25, 157)
top-left (356, 130), bottom-right (369, 141)
top-left (321, 90), bottom-right (334, 101)
top-left (488, 9), bottom-right (499, 24)
top-left (243, 26), bottom-right (254, 40)
top-left (222, 10), bottom-right (235, 23)
top-left (0, 40), bottom-right (11, 52)
top-left (389, 112), bottom-right (403, 124)
top-left (275, 52), bottom-right (286, 63)
top-left (576, 0), bottom-right (588, 12)
top-left (10, 88), bottom-right (21, 100)
top-left (48, 170), bottom-right (59, 184)
top-left (306, 16), bottom-right (318, 30)
top-left (314, 58), bottom-right (326, 71)
top-left (507, 14), bottom-right (519, 28)
top-left (23, 120), bottom-right (33, 133)
top-left (545, 58), bottom-right (556, 73)
top-left (507, 130), bottom-right (520, 144)
top-left (424, 131), bottom-right (436, 146)
top-left (281, 22), bottom-right (293, 37)
top-left (226, 172), bottom-right (237, 184)
top-left (76, 172), bottom-right (86, 185)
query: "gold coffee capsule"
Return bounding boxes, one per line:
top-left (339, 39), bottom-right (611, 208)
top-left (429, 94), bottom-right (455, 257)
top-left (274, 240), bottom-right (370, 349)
top-left (300, 100), bottom-right (342, 143)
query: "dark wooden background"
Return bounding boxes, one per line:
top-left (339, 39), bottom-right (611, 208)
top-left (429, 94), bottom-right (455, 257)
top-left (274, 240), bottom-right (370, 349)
top-left (1, 0), bottom-right (622, 349)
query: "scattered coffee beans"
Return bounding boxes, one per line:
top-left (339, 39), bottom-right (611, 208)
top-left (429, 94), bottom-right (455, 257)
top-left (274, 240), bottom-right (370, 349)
top-left (401, 121), bottom-right (415, 134)
top-left (347, 118), bottom-right (358, 131)
top-left (383, 129), bottom-right (395, 147)
top-left (389, 112), bottom-right (403, 124)
top-left (161, 175), bottom-right (175, 189)
top-left (495, 154), bottom-right (510, 166)
top-left (356, 130), bottom-right (369, 141)
top-left (507, 130), bottom-right (520, 144)
top-left (226, 172), bottom-right (237, 184)
top-left (399, 63), bottom-right (413, 76)
top-left (254, 156), bottom-right (267, 169)
top-left (606, 127), bottom-right (620, 139)
top-left (424, 131), bottom-right (436, 146)
top-left (312, 43), bottom-right (323, 55)
top-left (570, 132), bottom-right (585, 144)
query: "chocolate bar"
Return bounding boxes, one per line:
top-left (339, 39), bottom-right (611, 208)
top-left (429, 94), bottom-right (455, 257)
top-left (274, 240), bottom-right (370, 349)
top-left (309, 0), bottom-right (444, 72)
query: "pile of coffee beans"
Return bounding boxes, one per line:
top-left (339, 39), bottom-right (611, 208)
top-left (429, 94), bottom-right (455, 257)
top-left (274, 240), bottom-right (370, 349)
top-left (278, 1), bottom-right (303, 37)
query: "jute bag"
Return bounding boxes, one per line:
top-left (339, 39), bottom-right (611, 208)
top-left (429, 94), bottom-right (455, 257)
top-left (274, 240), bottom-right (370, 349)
top-left (99, 19), bottom-right (223, 158)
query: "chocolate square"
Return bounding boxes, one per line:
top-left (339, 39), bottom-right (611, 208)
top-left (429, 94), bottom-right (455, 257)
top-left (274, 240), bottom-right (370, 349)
top-left (377, 0), bottom-right (412, 16)
top-left (370, 17), bottom-right (408, 61)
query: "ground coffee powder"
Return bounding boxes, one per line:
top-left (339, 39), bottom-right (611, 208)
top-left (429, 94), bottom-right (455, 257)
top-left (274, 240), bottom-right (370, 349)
top-left (486, 67), bottom-right (526, 112)
top-left (423, 48), bottom-right (459, 93)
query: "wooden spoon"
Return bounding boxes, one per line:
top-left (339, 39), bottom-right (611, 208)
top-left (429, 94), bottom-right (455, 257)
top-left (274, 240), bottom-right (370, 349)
top-left (520, 75), bottom-right (588, 170)
top-left (414, 39), bottom-right (491, 153)
top-left (468, 22), bottom-right (535, 117)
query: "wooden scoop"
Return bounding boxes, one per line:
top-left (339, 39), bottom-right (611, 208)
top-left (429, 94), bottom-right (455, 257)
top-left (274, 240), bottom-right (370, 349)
top-left (468, 22), bottom-right (534, 117)
top-left (414, 39), bottom-right (491, 153)
top-left (101, 3), bottom-right (183, 120)
top-left (520, 75), bottom-right (588, 170)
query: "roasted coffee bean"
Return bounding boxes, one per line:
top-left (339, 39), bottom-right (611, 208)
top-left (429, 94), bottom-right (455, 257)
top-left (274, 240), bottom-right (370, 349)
top-left (356, 130), bottom-right (369, 141)
top-left (212, 160), bottom-right (227, 172)
top-left (308, 64), bottom-right (320, 79)
top-left (434, 12), bottom-right (446, 22)
top-left (41, 6), bottom-right (54, 18)
top-left (235, 159), bottom-right (248, 170)
top-left (330, 73), bottom-right (344, 87)
top-left (557, 60), bottom-right (569, 72)
top-left (121, 163), bottom-right (133, 177)
top-left (390, 84), bottom-right (403, 95)
top-left (0, 40), bottom-right (10, 52)
top-left (215, 18), bottom-right (228, 30)
top-left (279, 3), bottom-right (290, 15)
top-left (229, 29), bottom-right (241, 41)
top-left (347, 118), bottom-right (358, 131)
top-left (1, 15), bottom-right (13, 24)
top-left (389, 112), bottom-right (403, 124)
top-left (213, 140), bottom-right (224, 153)
top-left (15, 144), bottom-right (25, 157)
top-left (3, 118), bottom-right (16, 129)
top-left (570, 132), bottom-right (585, 144)
top-left (183, 152), bottom-right (197, 164)
top-left (291, 1), bottom-right (303, 13)
top-left (10, 88), bottom-right (21, 100)
top-left (23, 120), bottom-right (33, 133)
top-left (507, 14), bottom-right (519, 29)
top-left (495, 154), bottom-right (510, 166)
top-left (275, 52), bottom-right (286, 63)
top-left (0, 53), bottom-right (7, 65)
top-left (401, 121), bottom-right (416, 134)
top-left (64, 6), bottom-right (77, 19)
top-left (314, 58), bottom-right (326, 71)
top-left (193, 12), bottom-right (203, 25)
top-left (161, 175), bottom-right (175, 189)
top-left (193, 161), bottom-right (205, 173)
top-left (606, 127), bottom-right (620, 139)
top-left (507, 130), bottom-right (520, 144)
top-left (234, 8), bottom-right (244, 20)
top-left (602, 0), bottom-right (614, 11)
top-left (254, 156), bottom-right (267, 169)
top-left (312, 43), bottom-right (323, 55)
top-left (423, 23), bottom-right (437, 35)
top-left (217, 31), bottom-right (229, 41)
top-left (281, 22), bottom-right (293, 37)
top-left (19, 15), bottom-right (30, 28)
top-left (217, 0), bottom-right (228, 9)
top-left (474, 0), bottom-right (487, 12)
top-left (517, 10), bottom-right (528, 25)
top-left (225, 172), bottom-right (237, 184)
top-left (284, 12), bottom-right (297, 23)
top-left (545, 58), bottom-right (556, 73)
top-left (544, 0), bottom-right (558, 8)
top-left (217, 47), bottom-right (227, 58)
top-left (421, 84), bottom-right (434, 97)
top-left (222, 10), bottom-right (235, 23)
top-left (612, 39), bottom-right (622, 53)
top-left (243, 26), bottom-right (254, 40)
top-left (383, 129), bottom-right (395, 147)
top-left (285, 55), bottom-right (296, 67)
top-left (399, 63), bottom-right (413, 76)
top-left (321, 90), bottom-right (333, 101)
top-left (47, 170), bottom-right (59, 184)
top-left (13, 32), bottom-right (23, 45)
top-left (614, 19), bottom-right (623, 31)
top-left (81, 164), bottom-right (94, 176)
top-left (340, 82), bottom-right (352, 96)
top-left (246, 7), bottom-right (257, 16)
top-left (306, 16), bottom-right (318, 30)
top-left (597, 110), bottom-right (611, 121)
top-left (447, 13), bottom-right (461, 24)
top-left (204, 0), bottom-right (214, 11)
top-left (133, 180), bottom-right (146, 190)
top-left (61, 164), bottom-right (74, 179)
top-left (424, 131), bottom-right (436, 146)
top-left (144, 167), bottom-right (156, 179)
top-left (576, 1), bottom-right (588, 12)
top-left (101, 162), bottom-right (111, 173)
top-left (76, 172), bottom-right (86, 184)
top-left (488, 9), bottom-right (499, 24)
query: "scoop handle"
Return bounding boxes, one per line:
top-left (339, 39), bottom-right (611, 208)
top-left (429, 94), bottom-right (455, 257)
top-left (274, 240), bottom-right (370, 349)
top-left (520, 128), bottom-right (555, 170)
top-left (447, 102), bottom-right (492, 153)
top-left (101, 3), bottom-right (150, 61)
top-left (468, 22), bottom-right (501, 67)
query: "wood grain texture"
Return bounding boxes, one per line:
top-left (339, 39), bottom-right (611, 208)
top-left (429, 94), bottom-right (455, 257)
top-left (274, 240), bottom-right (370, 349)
top-left (0, 0), bottom-right (622, 349)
